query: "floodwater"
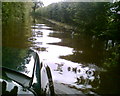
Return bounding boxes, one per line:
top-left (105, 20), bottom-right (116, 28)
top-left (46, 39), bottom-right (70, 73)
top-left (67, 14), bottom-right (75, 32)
top-left (28, 19), bottom-right (119, 95)
top-left (2, 19), bottom-right (119, 95)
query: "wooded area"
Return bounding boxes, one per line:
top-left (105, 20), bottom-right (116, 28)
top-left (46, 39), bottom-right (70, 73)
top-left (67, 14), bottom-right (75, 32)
top-left (2, 1), bottom-right (120, 95)
top-left (35, 2), bottom-right (120, 40)
top-left (34, 2), bottom-right (120, 69)
top-left (2, 2), bottom-right (32, 69)
top-left (2, 2), bottom-right (33, 47)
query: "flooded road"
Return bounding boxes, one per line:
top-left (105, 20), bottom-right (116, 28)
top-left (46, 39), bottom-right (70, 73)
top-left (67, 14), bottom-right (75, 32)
top-left (28, 20), bottom-right (106, 95)
top-left (2, 18), bottom-right (119, 95)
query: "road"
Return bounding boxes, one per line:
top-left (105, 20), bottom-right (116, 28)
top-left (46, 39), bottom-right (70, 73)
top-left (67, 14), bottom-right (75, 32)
top-left (54, 81), bottom-right (86, 96)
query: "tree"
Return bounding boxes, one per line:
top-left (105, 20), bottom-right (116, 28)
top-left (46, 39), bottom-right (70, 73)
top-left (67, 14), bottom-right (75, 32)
top-left (32, 1), bottom-right (44, 12)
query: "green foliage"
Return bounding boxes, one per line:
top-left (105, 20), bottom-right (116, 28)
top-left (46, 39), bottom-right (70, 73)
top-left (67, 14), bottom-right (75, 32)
top-left (2, 47), bottom-right (28, 70)
top-left (2, 2), bottom-right (32, 24)
top-left (2, 2), bottom-right (32, 69)
top-left (35, 2), bottom-right (120, 40)
top-left (103, 43), bottom-right (120, 68)
top-left (34, 2), bottom-right (120, 70)
top-left (35, 2), bottom-right (109, 34)
top-left (2, 2), bottom-right (24, 23)
top-left (105, 1), bottom-right (120, 41)
top-left (2, 2), bottom-right (32, 47)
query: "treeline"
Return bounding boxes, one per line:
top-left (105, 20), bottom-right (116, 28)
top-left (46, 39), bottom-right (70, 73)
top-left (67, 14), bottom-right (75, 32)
top-left (2, 2), bottom-right (33, 69)
top-left (2, 2), bottom-right (33, 48)
top-left (35, 2), bottom-right (120, 42)
top-left (2, 2), bottom-right (32, 24)
top-left (35, 2), bottom-right (120, 69)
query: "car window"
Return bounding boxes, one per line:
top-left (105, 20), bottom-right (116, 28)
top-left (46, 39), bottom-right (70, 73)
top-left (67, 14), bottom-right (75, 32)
top-left (1, 79), bottom-right (34, 96)
top-left (2, 49), bottom-right (35, 78)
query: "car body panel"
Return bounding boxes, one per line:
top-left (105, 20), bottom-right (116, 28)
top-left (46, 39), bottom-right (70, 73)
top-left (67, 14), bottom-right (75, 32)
top-left (1, 51), bottom-right (55, 96)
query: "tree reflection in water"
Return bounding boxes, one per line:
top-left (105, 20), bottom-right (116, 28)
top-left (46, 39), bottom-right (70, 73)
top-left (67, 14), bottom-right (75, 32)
top-left (2, 17), bottom-right (31, 71)
top-left (66, 64), bottom-right (101, 91)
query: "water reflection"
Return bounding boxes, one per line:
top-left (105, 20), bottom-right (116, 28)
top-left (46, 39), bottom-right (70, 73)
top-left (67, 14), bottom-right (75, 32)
top-left (3, 17), bottom-right (119, 94)
top-left (54, 63), bottom-right (64, 74)
top-left (29, 21), bottom-right (104, 95)
top-left (2, 17), bottom-right (31, 71)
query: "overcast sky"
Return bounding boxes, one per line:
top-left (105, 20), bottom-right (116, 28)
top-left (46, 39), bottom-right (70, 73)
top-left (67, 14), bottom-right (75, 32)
top-left (41, 0), bottom-right (63, 6)
top-left (40, 0), bottom-right (118, 6)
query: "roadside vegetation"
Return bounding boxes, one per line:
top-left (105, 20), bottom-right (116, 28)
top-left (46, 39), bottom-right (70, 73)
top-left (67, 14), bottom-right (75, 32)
top-left (2, 2), bottom-right (33, 47)
top-left (34, 2), bottom-right (120, 70)
top-left (2, 2), bottom-right (33, 69)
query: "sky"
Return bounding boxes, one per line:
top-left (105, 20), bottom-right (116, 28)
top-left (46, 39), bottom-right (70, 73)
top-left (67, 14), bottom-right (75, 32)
top-left (41, 0), bottom-right (63, 6)
top-left (37, 0), bottom-right (118, 6)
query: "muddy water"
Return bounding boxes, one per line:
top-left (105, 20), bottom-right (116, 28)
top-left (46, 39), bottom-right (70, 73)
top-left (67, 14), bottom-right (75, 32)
top-left (28, 20), bottom-right (107, 95)
top-left (3, 19), bottom-right (119, 95)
